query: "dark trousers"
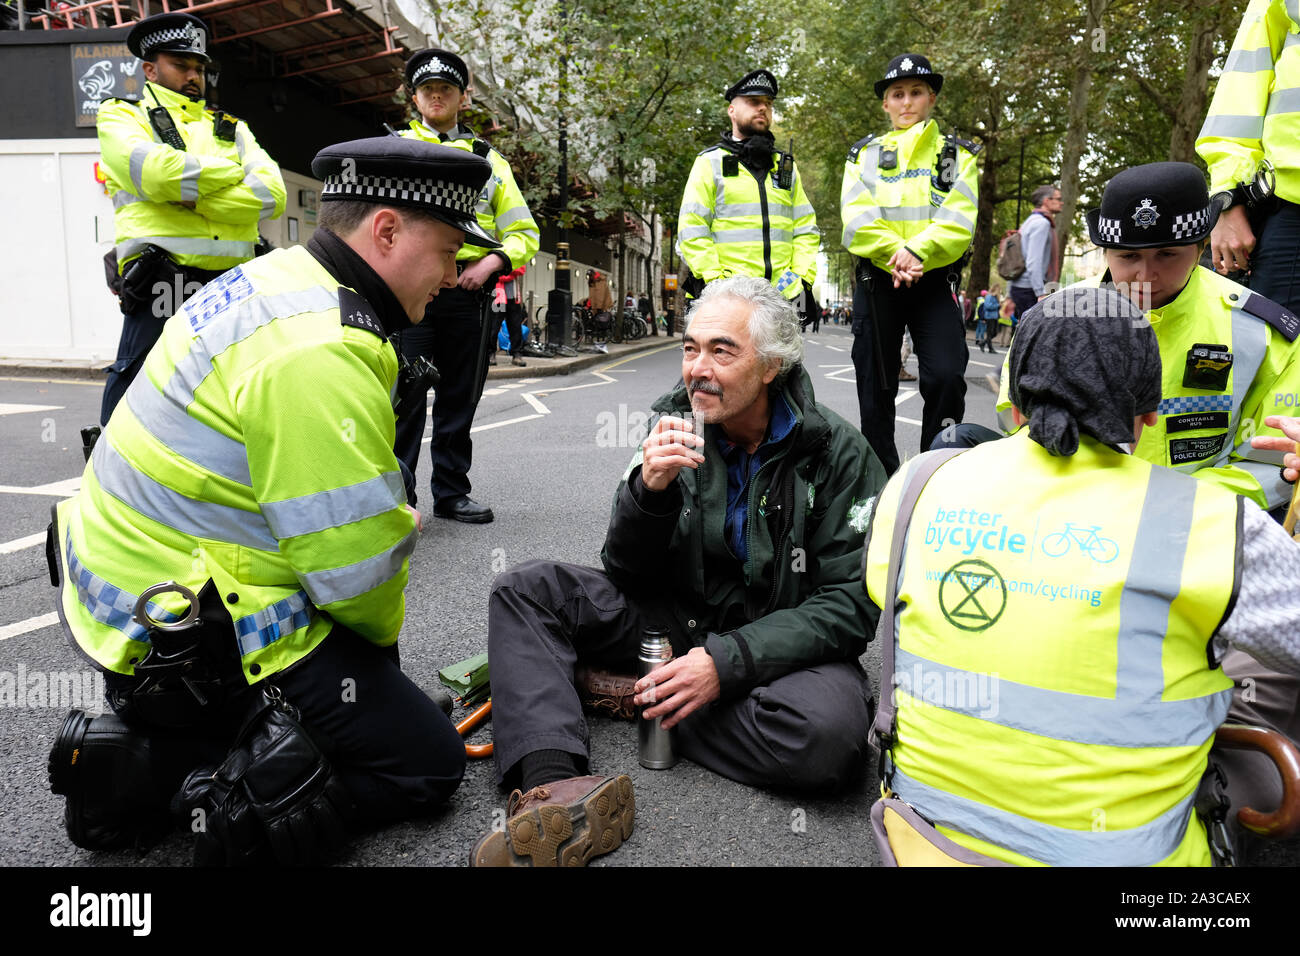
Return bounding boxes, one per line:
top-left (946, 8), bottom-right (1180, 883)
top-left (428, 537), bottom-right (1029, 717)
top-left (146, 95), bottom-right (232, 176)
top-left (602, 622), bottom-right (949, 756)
top-left (1249, 199), bottom-right (1300, 315)
top-left (101, 304), bottom-right (166, 426)
top-left (108, 627), bottom-right (465, 827)
top-left (487, 560), bottom-right (874, 793)
top-left (1009, 285), bottom-right (1038, 325)
top-left (851, 266), bottom-right (968, 475)
top-left (504, 301), bottom-right (524, 355)
top-left (393, 284), bottom-right (494, 506)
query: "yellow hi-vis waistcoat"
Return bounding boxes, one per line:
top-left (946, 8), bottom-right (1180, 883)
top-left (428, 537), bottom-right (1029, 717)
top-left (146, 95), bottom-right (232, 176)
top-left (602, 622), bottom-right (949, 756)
top-left (677, 143), bottom-right (820, 299)
top-left (54, 246), bottom-right (416, 685)
top-left (864, 432), bottom-right (1241, 866)
top-left (97, 82), bottom-right (286, 273)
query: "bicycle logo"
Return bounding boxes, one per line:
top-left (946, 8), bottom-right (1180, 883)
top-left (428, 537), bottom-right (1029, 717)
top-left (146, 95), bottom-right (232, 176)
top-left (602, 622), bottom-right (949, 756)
top-left (1041, 524), bottom-right (1119, 564)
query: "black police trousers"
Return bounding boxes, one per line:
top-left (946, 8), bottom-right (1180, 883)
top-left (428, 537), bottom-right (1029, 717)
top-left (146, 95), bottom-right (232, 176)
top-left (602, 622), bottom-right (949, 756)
top-left (393, 284), bottom-right (495, 506)
top-left (487, 561), bottom-right (874, 794)
top-left (107, 627), bottom-right (466, 828)
top-left (851, 264), bottom-right (968, 475)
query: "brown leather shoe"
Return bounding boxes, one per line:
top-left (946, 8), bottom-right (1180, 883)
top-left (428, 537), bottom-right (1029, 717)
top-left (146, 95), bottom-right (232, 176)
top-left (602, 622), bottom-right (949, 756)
top-left (470, 774), bottom-right (635, 867)
top-left (898, 367), bottom-right (917, 382)
top-left (575, 666), bottom-right (638, 720)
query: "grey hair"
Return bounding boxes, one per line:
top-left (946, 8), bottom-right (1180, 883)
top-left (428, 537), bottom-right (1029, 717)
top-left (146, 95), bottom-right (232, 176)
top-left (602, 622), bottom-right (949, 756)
top-left (690, 275), bottom-right (804, 380)
top-left (1031, 183), bottom-right (1059, 208)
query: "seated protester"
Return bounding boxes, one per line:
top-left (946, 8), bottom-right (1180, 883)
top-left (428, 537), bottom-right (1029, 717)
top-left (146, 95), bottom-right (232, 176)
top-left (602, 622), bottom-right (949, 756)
top-left (866, 287), bottom-right (1300, 866)
top-left (994, 162), bottom-right (1300, 516)
top-left (472, 275), bottom-right (887, 867)
top-left (46, 138), bottom-right (499, 864)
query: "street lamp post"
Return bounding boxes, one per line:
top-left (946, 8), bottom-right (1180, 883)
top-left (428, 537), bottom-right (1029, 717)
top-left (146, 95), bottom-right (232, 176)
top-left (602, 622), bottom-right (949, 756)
top-left (546, 0), bottom-right (572, 347)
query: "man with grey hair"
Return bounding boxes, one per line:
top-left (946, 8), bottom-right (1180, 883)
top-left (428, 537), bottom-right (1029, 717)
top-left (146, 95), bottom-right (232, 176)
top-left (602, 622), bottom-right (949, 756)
top-left (470, 275), bottom-right (886, 866)
top-left (1008, 184), bottom-right (1063, 318)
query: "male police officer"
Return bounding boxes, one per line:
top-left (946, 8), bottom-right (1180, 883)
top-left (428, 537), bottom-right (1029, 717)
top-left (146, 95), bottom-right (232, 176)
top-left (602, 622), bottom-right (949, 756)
top-left (393, 49), bottom-right (540, 523)
top-left (96, 12), bottom-right (285, 426)
top-left (842, 53), bottom-right (979, 475)
top-left (677, 69), bottom-right (820, 313)
top-left (47, 138), bottom-right (498, 863)
top-left (1197, 0), bottom-right (1300, 314)
top-left (865, 287), bottom-right (1300, 866)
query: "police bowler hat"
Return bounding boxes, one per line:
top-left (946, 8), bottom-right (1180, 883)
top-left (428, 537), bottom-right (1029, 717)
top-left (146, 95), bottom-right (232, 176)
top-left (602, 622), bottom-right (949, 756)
top-left (1086, 162), bottom-right (1219, 248)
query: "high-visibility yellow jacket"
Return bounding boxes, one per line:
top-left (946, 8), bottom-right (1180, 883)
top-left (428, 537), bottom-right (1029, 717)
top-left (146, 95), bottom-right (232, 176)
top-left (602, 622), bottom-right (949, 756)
top-left (996, 267), bottom-right (1300, 511)
top-left (840, 119), bottom-right (979, 273)
top-left (97, 81), bottom-right (285, 273)
top-left (1196, 0), bottom-right (1300, 204)
top-left (401, 121), bottom-right (540, 269)
top-left (864, 433), bottom-right (1241, 866)
top-left (676, 140), bottom-right (819, 300)
top-left (54, 245), bottom-right (417, 684)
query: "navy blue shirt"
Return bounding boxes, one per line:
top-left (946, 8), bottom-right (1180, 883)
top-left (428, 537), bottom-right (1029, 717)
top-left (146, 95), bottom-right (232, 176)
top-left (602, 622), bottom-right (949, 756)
top-left (716, 394), bottom-right (797, 562)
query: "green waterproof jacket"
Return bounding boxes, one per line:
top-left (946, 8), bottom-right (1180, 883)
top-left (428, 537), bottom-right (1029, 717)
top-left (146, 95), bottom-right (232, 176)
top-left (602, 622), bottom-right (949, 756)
top-left (600, 365), bottom-right (887, 698)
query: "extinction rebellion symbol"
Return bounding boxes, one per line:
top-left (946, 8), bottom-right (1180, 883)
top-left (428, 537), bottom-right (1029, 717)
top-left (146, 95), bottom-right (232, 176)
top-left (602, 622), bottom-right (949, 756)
top-left (938, 559), bottom-right (1007, 632)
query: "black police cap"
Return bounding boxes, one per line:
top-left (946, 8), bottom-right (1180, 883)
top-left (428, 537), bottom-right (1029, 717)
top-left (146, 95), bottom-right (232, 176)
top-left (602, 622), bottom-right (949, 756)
top-left (1086, 162), bottom-right (1219, 249)
top-left (405, 49), bottom-right (469, 92)
top-left (127, 13), bottom-right (211, 64)
top-left (311, 137), bottom-right (500, 248)
top-left (725, 69), bottom-right (778, 101)
top-left (874, 53), bottom-right (943, 98)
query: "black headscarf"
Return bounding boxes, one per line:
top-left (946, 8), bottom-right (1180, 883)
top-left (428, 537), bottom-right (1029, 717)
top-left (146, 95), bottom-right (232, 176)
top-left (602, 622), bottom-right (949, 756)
top-left (1008, 286), bottom-right (1162, 456)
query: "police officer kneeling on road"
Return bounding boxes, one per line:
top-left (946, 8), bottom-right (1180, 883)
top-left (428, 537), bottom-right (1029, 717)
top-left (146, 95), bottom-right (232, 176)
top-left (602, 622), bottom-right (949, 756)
top-left (865, 287), bottom-right (1300, 866)
top-left (45, 137), bottom-right (500, 864)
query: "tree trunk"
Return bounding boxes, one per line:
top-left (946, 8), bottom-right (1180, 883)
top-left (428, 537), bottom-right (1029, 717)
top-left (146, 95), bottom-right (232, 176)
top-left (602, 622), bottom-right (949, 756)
top-left (967, 130), bottom-right (1000, 302)
top-left (1169, 5), bottom-right (1221, 162)
top-left (1057, 0), bottom-right (1108, 273)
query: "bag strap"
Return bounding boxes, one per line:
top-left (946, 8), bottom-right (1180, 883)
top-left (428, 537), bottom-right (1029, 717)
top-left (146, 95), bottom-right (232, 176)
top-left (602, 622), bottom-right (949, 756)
top-left (870, 447), bottom-right (966, 754)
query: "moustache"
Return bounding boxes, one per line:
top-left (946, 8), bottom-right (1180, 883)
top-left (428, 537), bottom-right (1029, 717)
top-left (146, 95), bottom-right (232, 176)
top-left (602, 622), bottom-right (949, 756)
top-left (689, 380), bottom-right (723, 397)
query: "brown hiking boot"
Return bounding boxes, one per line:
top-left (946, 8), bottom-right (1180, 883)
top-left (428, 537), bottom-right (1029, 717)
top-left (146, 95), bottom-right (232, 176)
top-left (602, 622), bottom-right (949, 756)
top-left (574, 666), bottom-right (638, 720)
top-left (470, 774), bottom-right (635, 867)
top-left (898, 367), bottom-right (917, 382)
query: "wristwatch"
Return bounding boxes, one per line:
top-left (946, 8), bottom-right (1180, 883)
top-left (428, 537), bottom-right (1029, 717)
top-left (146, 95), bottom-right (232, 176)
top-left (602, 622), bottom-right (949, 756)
top-left (1211, 190), bottom-right (1235, 212)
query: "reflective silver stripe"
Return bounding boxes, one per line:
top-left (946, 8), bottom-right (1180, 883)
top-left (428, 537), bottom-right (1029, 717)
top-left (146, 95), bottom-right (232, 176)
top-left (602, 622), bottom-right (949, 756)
top-left (234, 124), bottom-right (250, 160)
top-left (679, 225), bottom-right (713, 241)
top-left (858, 146), bottom-right (881, 192)
top-left (891, 767), bottom-right (1197, 866)
top-left (842, 207), bottom-right (883, 247)
top-left (791, 203), bottom-right (815, 219)
top-left (299, 528), bottom-right (417, 606)
top-left (1267, 86), bottom-right (1300, 116)
top-left (878, 206), bottom-right (934, 222)
top-left (124, 377), bottom-right (252, 486)
top-left (1224, 45), bottom-right (1275, 73)
top-left (792, 222), bottom-right (820, 237)
top-left (1198, 114), bottom-right (1266, 139)
top-left (118, 236), bottom-right (256, 262)
top-left (92, 434), bottom-right (279, 552)
top-left (234, 590), bottom-right (315, 656)
top-left (952, 179), bottom-right (977, 205)
top-left (709, 151), bottom-right (727, 211)
top-left (243, 170), bottom-right (279, 218)
top-left (716, 202), bottom-right (765, 217)
top-left (162, 285), bottom-right (339, 409)
top-left (180, 154), bottom-right (202, 202)
top-left (1231, 457), bottom-right (1293, 510)
top-left (1287, 30), bottom-right (1300, 51)
top-left (112, 190), bottom-right (143, 210)
top-left (933, 205), bottom-right (975, 231)
top-left (1291, 0), bottom-right (1300, 28)
top-left (1195, 301), bottom-right (1274, 476)
top-left (680, 201), bottom-right (713, 219)
top-left (129, 144), bottom-right (153, 194)
top-left (493, 206), bottom-right (536, 230)
top-left (842, 180), bottom-right (869, 206)
top-left (714, 228), bottom-right (790, 243)
top-left (261, 472), bottom-right (405, 540)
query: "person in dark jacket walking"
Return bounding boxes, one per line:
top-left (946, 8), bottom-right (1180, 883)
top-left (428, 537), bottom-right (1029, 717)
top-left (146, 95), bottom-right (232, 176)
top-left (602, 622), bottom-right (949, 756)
top-left (470, 276), bottom-right (887, 866)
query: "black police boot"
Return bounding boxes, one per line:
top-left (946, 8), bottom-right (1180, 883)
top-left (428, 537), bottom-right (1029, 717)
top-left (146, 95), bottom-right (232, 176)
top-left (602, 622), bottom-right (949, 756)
top-left (48, 709), bottom-right (172, 851)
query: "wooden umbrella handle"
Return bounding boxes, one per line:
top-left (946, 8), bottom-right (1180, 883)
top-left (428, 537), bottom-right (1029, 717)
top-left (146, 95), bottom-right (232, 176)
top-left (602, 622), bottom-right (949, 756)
top-left (1213, 723), bottom-right (1300, 837)
top-left (456, 700), bottom-right (494, 758)
top-left (1284, 441), bottom-right (1300, 538)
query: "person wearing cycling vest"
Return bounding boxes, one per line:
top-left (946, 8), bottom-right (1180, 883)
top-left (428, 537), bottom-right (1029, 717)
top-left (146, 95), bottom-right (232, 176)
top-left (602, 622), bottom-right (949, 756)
top-left (866, 286), bottom-right (1300, 865)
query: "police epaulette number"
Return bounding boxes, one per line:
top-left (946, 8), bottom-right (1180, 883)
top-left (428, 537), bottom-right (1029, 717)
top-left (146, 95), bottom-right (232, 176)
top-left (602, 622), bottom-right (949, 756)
top-left (847, 134), bottom-right (876, 163)
top-left (1239, 290), bottom-right (1300, 342)
top-left (953, 136), bottom-right (981, 155)
top-left (339, 286), bottom-right (385, 338)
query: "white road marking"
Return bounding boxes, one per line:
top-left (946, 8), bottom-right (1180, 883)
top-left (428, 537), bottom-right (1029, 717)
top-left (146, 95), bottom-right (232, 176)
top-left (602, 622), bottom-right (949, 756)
top-left (0, 403), bottom-right (62, 416)
top-left (0, 376), bottom-right (99, 387)
top-left (471, 414), bottom-right (544, 433)
top-left (522, 392), bottom-right (550, 415)
top-left (0, 477), bottom-right (81, 498)
top-left (0, 613), bottom-right (59, 642)
top-left (822, 365), bottom-right (857, 384)
top-left (0, 532), bottom-right (45, 555)
top-left (824, 345), bottom-right (846, 352)
top-left (895, 390), bottom-right (918, 406)
top-left (897, 416), bottom-right (922, 426)
top-left (967, 358), bottom-right (997, 369)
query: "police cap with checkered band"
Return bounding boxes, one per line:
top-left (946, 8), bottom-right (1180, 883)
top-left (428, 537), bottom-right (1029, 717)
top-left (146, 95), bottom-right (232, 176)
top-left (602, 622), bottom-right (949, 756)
top-left (405, 49), bottom-right (469, 92)
top-left (874, 53), bottom-right (943, 98)
top-left (312, 137), bottom-right (500, 248)
top-left (1086, 161), bottom-right (1220, 249)
top-left (127, 12), bottom-right (212, 64)
top-left (724, 69), bottom-right (778, 101)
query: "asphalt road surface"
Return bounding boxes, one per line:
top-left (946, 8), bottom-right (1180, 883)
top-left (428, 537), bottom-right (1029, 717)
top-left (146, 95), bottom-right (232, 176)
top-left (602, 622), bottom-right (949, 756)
top-left (0, 325), bottom-right (1291, 868)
